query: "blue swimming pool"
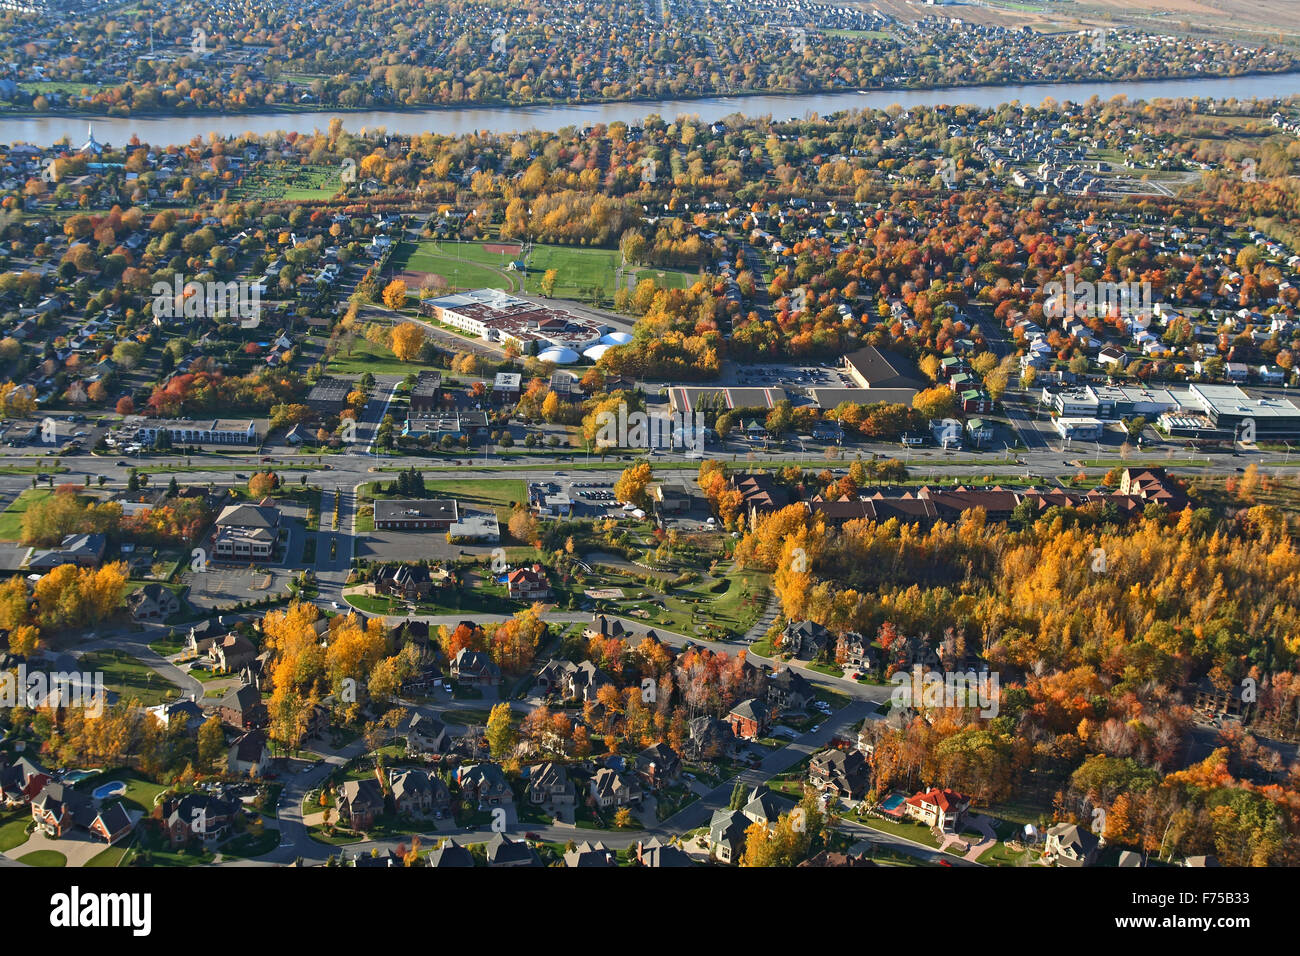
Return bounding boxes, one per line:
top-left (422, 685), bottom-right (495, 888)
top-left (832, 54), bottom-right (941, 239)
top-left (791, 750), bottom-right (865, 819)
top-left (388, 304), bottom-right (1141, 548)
top-left (880, 793), bottom-right (906, 813)
top-left (91, 781), bottom-right (127, 800)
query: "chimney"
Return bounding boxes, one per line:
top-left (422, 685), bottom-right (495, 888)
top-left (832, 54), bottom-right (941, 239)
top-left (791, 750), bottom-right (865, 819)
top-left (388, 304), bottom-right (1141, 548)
top-left (636, 840), bottom-right (644, 864)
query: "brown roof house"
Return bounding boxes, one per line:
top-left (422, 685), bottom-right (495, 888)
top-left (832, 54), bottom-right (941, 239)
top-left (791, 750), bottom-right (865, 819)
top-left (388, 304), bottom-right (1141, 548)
top-left (337, 779), bottom-right (385, 831)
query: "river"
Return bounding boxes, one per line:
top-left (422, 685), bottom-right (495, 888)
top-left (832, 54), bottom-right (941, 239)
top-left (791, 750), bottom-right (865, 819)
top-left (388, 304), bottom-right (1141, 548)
top-left (3, 71), bottom-right (1300, 147)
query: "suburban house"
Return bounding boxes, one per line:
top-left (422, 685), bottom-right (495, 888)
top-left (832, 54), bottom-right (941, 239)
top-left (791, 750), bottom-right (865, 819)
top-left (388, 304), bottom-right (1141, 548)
top-left (536, 658), bottom-right (613, 702)
top-left (374, 564), bottom-right (450, 601)
top-left (209, 633), bottom-right (257, 672)
top-left (506, 565), bottom-right (551, 601)
top-left (727, 698), bottom-right (769, 740)
top-left (457, 762), bottom-right (512, 806)
top-left (527, 762), bottom-right (576, 806)
top-left (636, 837), bottom-right (695, 867)
top-left (635, 743), bottom-right (682, 789)
top-left (389, 768), bottom-right (452, 818)
top-left (88, 802), bottom-right (135, 845)
top-left (486, 832), bottom-right (541, 867)
top-left (742, 785), bottom-right (784, 826)
top-left (31, 782), bottom-right (95, 838)
top-left (217, 683), bottom-right (268, 729)
top-left (903, 787), bottom-right (971, 833)
top-left (564, 840), bottom-right (616, 867)
top-left (450, 648), bottom-right (501, 686)
top-left (687, 715), bottom-right (735, 759)
top-left (767, 667), bottom-right (814, 712)
top-left (337, 779), bottom-right (385, 830)
top-left (147, 698), bottom-right (206, 734)
top-left (165, 793), bottom-right (236, 846)
top-left (227, 731), bottom-right (271, 777)
top-left (781, 619), bottom-right (833, 659)
top-left (589, 767), bottom-right (643, 809)
top-left (27, 532), bottom-right (106, 571)
top-left (406, 714), bottom-right (449, 755)
top-left (0, 756), bottom-right (51, 806)
top-left (809, 748), bottom-right (870, 799)
top-left (428, 838), bottom-right (475, 867)
top-left (838, 631), bottom-right (879, 671)
top-left (1044, 822), bottom-right (1101, 866)
top-left (127, 582), bottom-right (182, 622)
top-left (708, 808), bottom-right (750, 863)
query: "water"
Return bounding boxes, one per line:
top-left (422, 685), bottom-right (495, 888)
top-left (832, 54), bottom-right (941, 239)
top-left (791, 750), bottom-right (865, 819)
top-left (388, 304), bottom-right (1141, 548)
top-left (2, 71), bottom-right (1299, 148)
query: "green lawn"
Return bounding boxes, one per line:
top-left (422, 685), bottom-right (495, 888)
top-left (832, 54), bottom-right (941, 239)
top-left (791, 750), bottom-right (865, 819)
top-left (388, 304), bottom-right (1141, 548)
top-left (85, 843), bottom-right (131, 867)
top-left (856, 814), bottom-right (943, 848)
top-left (633, 267), bottom-right (701, 290)
top-left (583, 562), bottom-right (770, 639)
top-left (522, 244), bottom-right (622, 303)
top-left (391, 239), bottom-right (520, 293)
top-left (0, 810), bottom-right (32, 852)
top-left (0, 488), bottom-right (52, 541)
top-left (78, 651), bottom-right (179, 707)
top-left (229, 164), bottom-right (341, 202)
top-left (326, 334), bottom-right (447, 377)
top-left (362, 477), bottom-right (526, 523)
top-left (75, 769), bottom-right (170, 815)
top-left (17, 849), bottom-right (66, 867)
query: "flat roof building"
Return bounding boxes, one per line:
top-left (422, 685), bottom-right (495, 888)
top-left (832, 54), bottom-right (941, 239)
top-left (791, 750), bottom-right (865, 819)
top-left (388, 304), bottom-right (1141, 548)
top-left (374, 499), bottom-right (459, 531)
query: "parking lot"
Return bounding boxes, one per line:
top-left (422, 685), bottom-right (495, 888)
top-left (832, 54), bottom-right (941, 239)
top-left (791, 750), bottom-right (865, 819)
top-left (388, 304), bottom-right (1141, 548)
top-left (726, 362), bottom-right (853, 389)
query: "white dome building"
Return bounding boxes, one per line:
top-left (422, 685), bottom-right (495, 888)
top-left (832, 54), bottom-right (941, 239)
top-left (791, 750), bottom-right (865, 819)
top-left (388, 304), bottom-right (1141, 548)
top-left (600, 331), bottom-right (633, 346)
top-left (582, 344), bottom-right (611, 361)
top-left (537, 346), bottom-right (579, 365)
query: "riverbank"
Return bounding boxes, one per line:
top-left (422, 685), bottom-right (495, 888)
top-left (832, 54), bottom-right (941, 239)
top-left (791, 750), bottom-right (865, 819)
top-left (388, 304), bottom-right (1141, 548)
top-left (4, 65), bottom-right (1298, 123)
top-left (2, 69), bottom-right (1300, 147)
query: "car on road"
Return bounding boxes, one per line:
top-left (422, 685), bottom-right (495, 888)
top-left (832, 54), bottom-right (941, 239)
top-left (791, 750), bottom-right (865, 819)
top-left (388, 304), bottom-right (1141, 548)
top-left (525, 832), bottom-right (541, 841)
top-left (235, 473), bottom-right (248, 479)
top-left (116, 460), bottom-right (128, 466)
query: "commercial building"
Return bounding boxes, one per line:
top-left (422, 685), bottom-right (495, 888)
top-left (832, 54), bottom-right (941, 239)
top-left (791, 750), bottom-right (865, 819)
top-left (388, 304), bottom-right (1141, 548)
top-left (132, 418), bottom-right (265, 446)
top-left (1054, 416), bottom-right (1104, 441)
top-left (422, 289), bottom-right (608, 353)
top-left (1185, 384), bottom-right (1300, 440)
top-left (373, 499), bottom-right (459, 531)
top-left (213, 503), bottom-right (281, 560)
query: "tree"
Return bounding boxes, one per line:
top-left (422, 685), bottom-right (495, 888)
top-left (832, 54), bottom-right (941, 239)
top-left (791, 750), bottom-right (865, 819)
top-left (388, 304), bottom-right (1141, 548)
top-left (614, 806), bottom-right (634, 828)
top-left (249, 471), bottom-right (277, 498)
top-left (390, 322), bottom-right (426, 362)
top-left (382, 278), bottom-right (409, 310)
top-left (508, 507), bottom-right (538, 545)
top-left (197, 715), bottom-right (226, 772)
top-left (912, 386), bottom-right (958, 421)
top-left (614, 461), bottom-right (653, 510)
top-left (540, 269), bottom-right (558, 297)
top-left (485, 702), bottom-right (516, 760)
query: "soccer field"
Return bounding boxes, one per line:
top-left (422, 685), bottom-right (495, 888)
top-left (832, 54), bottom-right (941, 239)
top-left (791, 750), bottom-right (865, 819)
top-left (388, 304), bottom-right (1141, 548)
top-left (390, 240), bottom-right (520, 292)
top-left (521, 244), bottom-right (622, 302)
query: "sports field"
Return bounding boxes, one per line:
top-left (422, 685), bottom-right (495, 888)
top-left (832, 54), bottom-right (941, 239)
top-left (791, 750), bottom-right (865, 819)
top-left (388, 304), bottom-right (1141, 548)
top-left (389, 240), bottom-right (522, 293)
top-left (390, 239), bottom-right (702, 305)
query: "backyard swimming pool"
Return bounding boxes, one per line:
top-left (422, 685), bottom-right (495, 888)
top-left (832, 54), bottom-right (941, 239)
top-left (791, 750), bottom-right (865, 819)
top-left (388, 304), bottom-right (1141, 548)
top-left (879, 793), bottom-right (907, 814)
top-left (91, 781), bottom-right (127, 800)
